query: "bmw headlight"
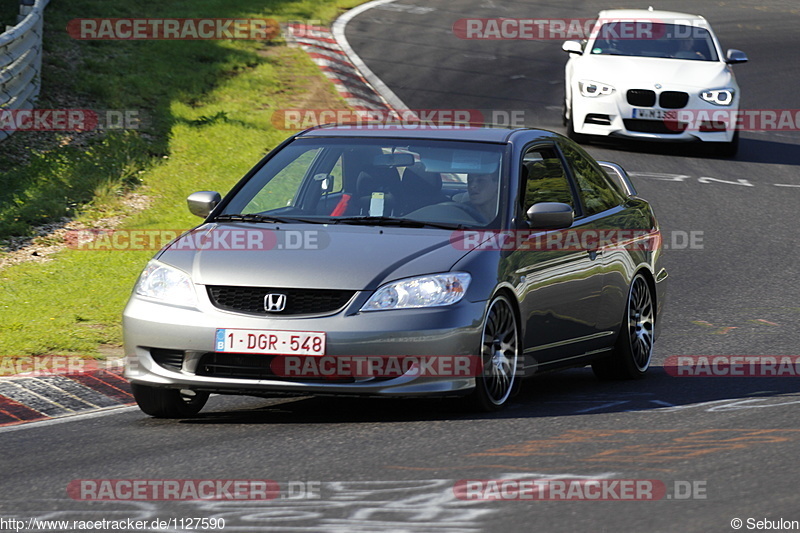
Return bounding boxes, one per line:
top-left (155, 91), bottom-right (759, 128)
top-left (578, 80), bottom-right (615, 97)
top-left (361, 273), bottom-right (471, 311)
top-left (700, 88), bottom-right (735, 106)
top-left (134, 260), bottom-right (197, 307)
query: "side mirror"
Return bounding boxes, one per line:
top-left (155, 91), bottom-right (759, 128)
top-left (562, 40), bottom-right (583, 55)
top-left (725, 49), bottom-right (748, 64)
top-left (187, 191), bottom-right (221, 218)
top-left (597, 161), bottom-right (637, 196)
top-left (527, 202), bottom-right (574, 230)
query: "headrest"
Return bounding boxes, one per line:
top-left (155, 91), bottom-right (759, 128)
top-left (402, 164), bottom-right (442, 195)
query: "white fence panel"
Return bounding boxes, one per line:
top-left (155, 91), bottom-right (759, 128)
top-left (0, 0), bottom-right (51, 141)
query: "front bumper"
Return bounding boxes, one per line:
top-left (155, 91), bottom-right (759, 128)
top-left (572, 87), bottom-right (738, 143)
top-left (123, 292), bottom-right (487, 398)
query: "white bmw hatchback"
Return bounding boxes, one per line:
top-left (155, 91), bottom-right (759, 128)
top-left (562, 9), bottom-right (747, 156)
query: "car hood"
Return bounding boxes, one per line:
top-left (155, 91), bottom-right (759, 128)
top-left (157, 223), bottom-right (472, 290)
top-left (574, 55), bottom-right (734, 89)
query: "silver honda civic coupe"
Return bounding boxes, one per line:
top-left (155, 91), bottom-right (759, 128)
top-left (123, 125), bottom-right (667, 417)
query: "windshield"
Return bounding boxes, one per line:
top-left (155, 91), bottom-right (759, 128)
top-left (590, 22), bottom-right (719, 61)
top-left (221, 137), bottom-right (507, 228)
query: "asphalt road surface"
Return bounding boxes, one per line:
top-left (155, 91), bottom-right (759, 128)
top-left (2, 1), bottom-right (800, 532)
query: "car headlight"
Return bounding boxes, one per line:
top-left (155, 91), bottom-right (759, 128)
top-left (361, 273), bottom-right (471, 311)
top-left (578, 80), bottom-right (615, 97)
top-left (700, 88), bottom-right (735, 106)
top-left (134, 260), bottom-right (197, 307)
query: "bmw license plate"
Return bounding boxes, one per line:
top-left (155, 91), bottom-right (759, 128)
top-left (215, 328), bottom-right (326, 355)
top-left (632, 108), bottom-right (677, 120)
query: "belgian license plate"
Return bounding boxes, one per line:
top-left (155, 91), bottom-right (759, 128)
top-left (632, 108), bottom-right (677, 120)
top-left (215, 329), bottom-right (325, 355)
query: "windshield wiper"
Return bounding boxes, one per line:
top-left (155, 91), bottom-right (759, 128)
top-left (333, 216), bottom-right (467, 230)
top-left (216, 214), bottom-right (467, 229)
top-left (214, 213), bottom-right (324, 224)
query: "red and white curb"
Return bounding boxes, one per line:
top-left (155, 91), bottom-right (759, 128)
top-left (330, 0), bottom-right (411, 112)
top-left (286, 0), bottom-right (410, 114)
top-left (0, 368), bottom-right (133, 427)
top-left (287, 24), bottom-right (391, 111)
top-left (286, 22), bottom-right (395, 112)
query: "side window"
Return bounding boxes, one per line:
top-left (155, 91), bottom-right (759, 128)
top-left (521, 146), bottom-right (575, 213)
top-left (242, 147), bottom-right (321, 213)
top-left (326, 154), bottom-right (344, 194)
top-left (559, 141), bottom-right (622, 216)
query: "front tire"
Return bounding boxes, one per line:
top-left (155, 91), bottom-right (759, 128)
top-left (592, 273), bottom-right (654, 380)
top-left (710, 130), bottom-right (739, 158)
top-left (131, 383), bottom-right (209, 418)
top-left (466, 295), bottom-right (519, 411)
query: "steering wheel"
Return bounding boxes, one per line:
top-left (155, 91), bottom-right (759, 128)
top-left (440, 201), bottom-right (487, 224)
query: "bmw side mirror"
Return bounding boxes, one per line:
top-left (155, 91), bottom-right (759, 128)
top-left (725, 49), bottom-right (748, 64)
top-left (526, 202), bottom-right (574, 230)
top-left (562, 40), bottom-right (583, 55)
top-left (187, 191), bottom-right (222, 218)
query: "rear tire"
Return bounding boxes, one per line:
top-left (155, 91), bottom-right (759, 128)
top-left (466, 295), bottom-right (519, 411)
top-left (592, 273), bottom-right (654, 380)
top-left (131, 383), bottom-right (209, 418)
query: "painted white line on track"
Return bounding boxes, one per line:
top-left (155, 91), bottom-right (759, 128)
top-left (331, 0), bottom-right (411, 112)
top-left (374, 3), bottom-right (435, 14)
top-left (0, 405), bottom-right (139, 434)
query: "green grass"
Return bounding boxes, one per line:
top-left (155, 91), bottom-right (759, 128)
top-left (0, 0), bottom-right (19, 30)
top-left (0, 0), bottom-right (363, 356)
top-left (0, 0), bottom-right (363, 238)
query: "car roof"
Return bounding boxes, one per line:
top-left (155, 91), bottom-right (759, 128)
top-left (596, 8), bottom-right (707, 24)
top-left (295, 124), bottom-right (549, 144)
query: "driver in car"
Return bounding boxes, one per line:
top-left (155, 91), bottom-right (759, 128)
top-left (459, 172), bottom-right (499, 222)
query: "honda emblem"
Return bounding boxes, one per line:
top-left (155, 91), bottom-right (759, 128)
top-left (264, 293), bottom-right (287, 312)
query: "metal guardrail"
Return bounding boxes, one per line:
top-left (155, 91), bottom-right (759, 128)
top-left (0, 0), bottom-right (50, 141)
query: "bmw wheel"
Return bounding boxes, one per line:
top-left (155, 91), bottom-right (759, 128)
top-left (711, 130), bottom-right (739, 158)
top-left (592, 273), bottom-right (654, 380)
top-left (131, 383), bottom-right (210, 418)
top-left (467, 295), bottom-right (519, 411)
